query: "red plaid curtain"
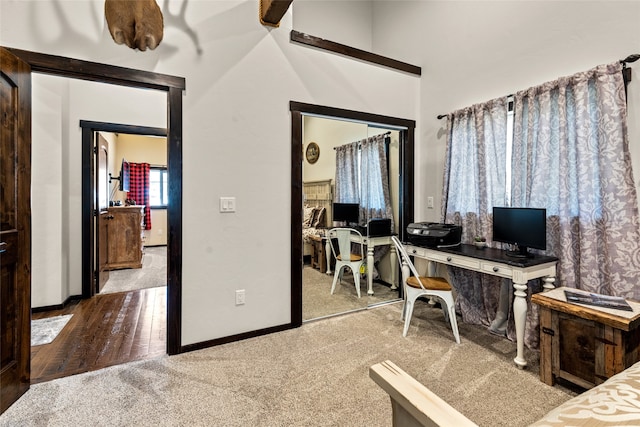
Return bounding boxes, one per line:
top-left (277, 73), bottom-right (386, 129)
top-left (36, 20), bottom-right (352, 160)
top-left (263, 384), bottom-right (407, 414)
top-left (128, 162), bottom-right (152, 230)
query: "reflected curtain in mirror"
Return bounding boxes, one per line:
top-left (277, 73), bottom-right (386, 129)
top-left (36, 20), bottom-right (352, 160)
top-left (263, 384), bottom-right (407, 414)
top-left (360, 133), bottom-right (394, 228)
top-left (335, 133), bottom-right (394, 226)
top-left (334, 142), bottom-right (359, 206)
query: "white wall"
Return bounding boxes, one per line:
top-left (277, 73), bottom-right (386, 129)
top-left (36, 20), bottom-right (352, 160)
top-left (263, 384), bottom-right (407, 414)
top-left (372, 1), bottom-right (640, 223)
top-left (31, 75), bottom-right (65, 308)
top-left (293, 0), bottom-right (373, 51)
top-left (1, 0), bottom-right (420, 346)
top-left (302, 117), bottom-right (370, 183)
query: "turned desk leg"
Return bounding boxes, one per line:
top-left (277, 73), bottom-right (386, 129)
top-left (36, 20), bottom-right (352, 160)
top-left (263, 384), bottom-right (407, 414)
top-left (325, 239), bottom-right (332, 275)
top-left (367, 244), bottom-right (375, 295)
top-left (401, 260), bottom-right (410, 321)
top-left (513, 279), bottom-right (529, 369)
top-left (542, 276), bottom-right (556, 291)
top-left (390, 245), bottom-right (398, 290)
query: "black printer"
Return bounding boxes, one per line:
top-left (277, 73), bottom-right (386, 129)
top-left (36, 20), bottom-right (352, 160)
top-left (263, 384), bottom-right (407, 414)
top-left (406, 222), bottom-right (462, 247)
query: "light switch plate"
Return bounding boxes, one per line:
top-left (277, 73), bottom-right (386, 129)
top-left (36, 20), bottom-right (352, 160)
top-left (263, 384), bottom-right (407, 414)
top-left (427, 196), bottom-right (434, 209)
top-left (220, 197), bottom-right (236, 213)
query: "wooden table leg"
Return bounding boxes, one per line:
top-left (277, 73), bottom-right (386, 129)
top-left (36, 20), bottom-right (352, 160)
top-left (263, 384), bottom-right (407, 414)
top-left (538, 306), bottom-right (554, 385)
top-left (319, 238), bottom-right (327, 273)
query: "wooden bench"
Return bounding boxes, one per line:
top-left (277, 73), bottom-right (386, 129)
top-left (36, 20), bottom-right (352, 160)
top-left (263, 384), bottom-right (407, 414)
top-left (371, 358), bottom-right (640, 426)
top-left (369, 360), bottom-right (478, 427)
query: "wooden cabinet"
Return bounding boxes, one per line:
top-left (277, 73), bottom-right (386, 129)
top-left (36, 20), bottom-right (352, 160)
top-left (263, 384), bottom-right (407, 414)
top-left (106, 206), bottom-right (144, 270)
top-left (532, 287), bottom-right (640, 389)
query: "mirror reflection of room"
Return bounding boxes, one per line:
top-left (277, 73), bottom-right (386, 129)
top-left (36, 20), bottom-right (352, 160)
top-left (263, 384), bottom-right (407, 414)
top-left (302, 116), bottom-right (401, 321)
top-left (99, 132), bottom-right (168, 295)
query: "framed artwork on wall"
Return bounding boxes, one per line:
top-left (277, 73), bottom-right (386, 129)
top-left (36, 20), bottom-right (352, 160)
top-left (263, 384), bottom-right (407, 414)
top-left (305, 142), bottom-right (320, 164)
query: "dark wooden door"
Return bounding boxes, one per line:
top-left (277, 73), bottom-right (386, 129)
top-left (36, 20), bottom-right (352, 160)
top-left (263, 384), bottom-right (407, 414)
top-left (96, 135), bottom-right (109, 292)
top-left (0, 47), bottom-right (32, 414)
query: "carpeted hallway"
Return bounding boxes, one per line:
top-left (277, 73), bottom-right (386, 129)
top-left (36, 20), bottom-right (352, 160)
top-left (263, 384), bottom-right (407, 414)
top-left (100, 246), bottom-right (167, 294)
top-left (1, 301), bottom-right (575, 427)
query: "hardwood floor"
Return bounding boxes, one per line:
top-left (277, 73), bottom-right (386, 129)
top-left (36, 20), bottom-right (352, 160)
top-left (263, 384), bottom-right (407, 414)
top-left (31, 286), bottom-right (166, 384)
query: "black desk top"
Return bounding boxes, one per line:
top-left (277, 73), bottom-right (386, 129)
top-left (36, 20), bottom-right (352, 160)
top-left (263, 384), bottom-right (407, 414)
top-left (409, 243), bottom-right (559, 268)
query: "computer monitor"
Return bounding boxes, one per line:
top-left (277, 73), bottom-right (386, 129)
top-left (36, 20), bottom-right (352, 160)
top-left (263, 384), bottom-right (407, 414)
top-left (119, 158), bottom-right (130, 192)
top-left (492, 207), bottom-right (546, 258)
top-left (333, 202), bottom-right (359, 225)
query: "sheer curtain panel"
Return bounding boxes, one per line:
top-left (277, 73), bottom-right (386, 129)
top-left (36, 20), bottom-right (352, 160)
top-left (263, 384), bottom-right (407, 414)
top-left (360, 133), bottom-right (394, 227)
top-left (334, 142), bottom-right (359, 207)
top-left (441, 98), bottom-right (510, 334)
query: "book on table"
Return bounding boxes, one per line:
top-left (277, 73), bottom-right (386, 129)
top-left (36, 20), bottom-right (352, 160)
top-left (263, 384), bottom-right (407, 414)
top-left (564, 289), bottom-right (633, 312)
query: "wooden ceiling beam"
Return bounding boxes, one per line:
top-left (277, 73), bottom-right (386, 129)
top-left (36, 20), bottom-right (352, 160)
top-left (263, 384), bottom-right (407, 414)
top-left (260, 0), bottom-right (293, 27)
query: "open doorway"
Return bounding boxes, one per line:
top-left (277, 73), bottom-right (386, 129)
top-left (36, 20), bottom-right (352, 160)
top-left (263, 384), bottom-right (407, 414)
top-left (92, 130), bottom-right (168, 297)
top-left (29, 83), bottom-right (173, 383)
top-left (0, 47), bottom-right (184, 403)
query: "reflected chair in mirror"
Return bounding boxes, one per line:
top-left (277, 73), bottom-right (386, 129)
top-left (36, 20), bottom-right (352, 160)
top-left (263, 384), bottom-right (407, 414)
top-left (390, 236), bottom-right (460, 344)
top-left (328, 228), bottom-right (365, 298)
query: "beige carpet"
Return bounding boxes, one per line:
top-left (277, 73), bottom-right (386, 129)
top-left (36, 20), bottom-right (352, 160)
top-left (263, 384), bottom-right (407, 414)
top-left (303, 265), bottom-right (400, 321)
top-left (100, 246), bottom-right (167, 294)
top-left (1, 302), bottom-right (575, 427)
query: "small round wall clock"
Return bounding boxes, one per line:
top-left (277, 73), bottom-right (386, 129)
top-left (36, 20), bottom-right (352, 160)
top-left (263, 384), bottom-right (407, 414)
top-left (305, 142), bottom-right (320, 164)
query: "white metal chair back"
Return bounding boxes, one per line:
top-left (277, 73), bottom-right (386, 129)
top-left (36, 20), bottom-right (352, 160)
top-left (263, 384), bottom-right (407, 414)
top-left (328, 228), bottom-right (364, 262)
top-left (390, 235), bottom-right (460, 343)
top-left (391, 236), bottom-right (425, 290)
top-left (328, 228), bottom-right (365, 298)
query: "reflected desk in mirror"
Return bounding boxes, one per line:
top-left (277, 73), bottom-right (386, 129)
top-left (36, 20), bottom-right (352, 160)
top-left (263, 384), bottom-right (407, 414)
top-left (325, 233), bottom-right (398, 296)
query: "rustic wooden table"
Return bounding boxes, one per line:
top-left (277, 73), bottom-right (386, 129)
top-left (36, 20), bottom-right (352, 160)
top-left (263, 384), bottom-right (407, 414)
top-left (309, 234), bottom-right (327, 273)
top-left (532, 287), bottom-right (640, 389)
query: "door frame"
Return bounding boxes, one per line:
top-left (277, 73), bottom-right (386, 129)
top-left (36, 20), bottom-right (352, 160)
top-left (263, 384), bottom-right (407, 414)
top-left (0, 46), bottom-right (32, 414)
top-left (289, 101), bottom-right (416, 326)
top-left (3, 47), bottom-right (185, 355)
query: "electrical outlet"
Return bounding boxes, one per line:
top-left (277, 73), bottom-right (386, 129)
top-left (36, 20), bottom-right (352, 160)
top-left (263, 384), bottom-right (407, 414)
top-left (235, 289), bottom-right (245, 305)
top-left (427, 196), bottom-right (434, 209)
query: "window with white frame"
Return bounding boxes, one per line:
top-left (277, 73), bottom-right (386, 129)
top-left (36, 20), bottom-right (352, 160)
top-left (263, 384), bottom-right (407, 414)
top-left (149, 167), bottom-right (168, 208)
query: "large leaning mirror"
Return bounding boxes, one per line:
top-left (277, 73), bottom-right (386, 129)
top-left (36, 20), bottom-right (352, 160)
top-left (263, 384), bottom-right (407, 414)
top-left (301, 116), bottom-right (404, 321)
top-left (290, 101), bottom-right (415, 325)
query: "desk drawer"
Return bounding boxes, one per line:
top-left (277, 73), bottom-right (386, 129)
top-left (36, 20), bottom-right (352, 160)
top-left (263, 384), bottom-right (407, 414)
top-left (430, 252), bottom-right (481, 270)
top-left (480, 262), bottom-right (513, 278)
top-left (407, 246), bottom-right (429, 258)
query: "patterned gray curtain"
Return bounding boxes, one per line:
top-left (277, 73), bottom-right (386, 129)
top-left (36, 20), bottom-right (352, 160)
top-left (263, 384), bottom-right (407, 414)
top-left (512, 62), bottom-right (640, 300)
top-left (334, 142), bottom-right (359, 210)
top-left (335, 134), bottom-right (393, 278)
top-left (360, 133), bottom-right (394, 229)
top-left (441, 98), bottom-right (510, 334)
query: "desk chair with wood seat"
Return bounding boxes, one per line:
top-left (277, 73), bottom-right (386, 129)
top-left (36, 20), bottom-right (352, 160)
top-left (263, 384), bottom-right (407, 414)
top-left (328, 227), bottom-right (365, 298)
top-left (391, 236), bottom-right (460, 344)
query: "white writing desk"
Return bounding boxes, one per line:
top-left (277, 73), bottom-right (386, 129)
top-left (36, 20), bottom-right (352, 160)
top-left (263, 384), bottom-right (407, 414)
top-left (404, 243), bottom-right (558, 368)
top-left (325, 234), bottom-right (398, 296)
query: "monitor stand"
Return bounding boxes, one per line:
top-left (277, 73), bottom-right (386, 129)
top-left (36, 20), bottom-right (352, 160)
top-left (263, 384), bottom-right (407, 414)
top-left (506, 245), bottom-right (531, 259)
top-left (349, 222), bottom-right (366, 234)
